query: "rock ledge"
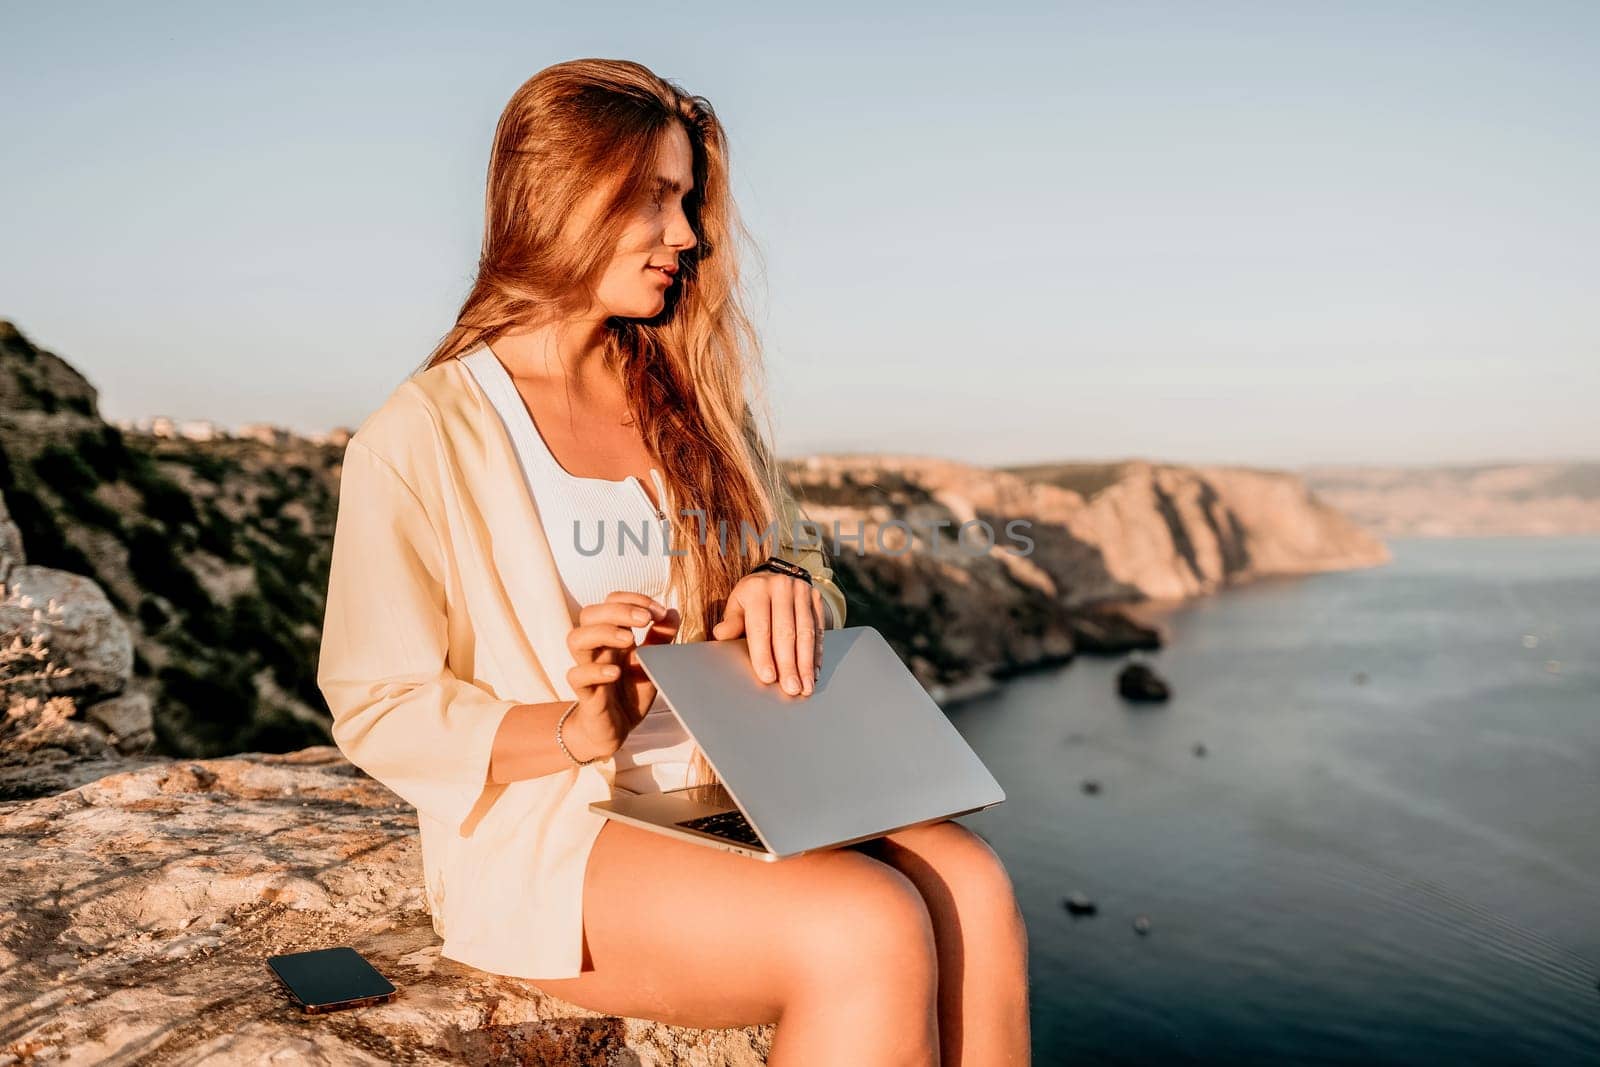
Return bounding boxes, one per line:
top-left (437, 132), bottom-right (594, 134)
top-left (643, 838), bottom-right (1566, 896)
top-left (0, 748), bottom-right (774, 1065)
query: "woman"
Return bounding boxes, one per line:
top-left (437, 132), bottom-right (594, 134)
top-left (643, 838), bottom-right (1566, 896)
top-left (318, 58), bottom-right (1029, 1065)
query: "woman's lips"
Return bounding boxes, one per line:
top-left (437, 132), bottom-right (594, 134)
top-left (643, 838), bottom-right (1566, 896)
top-left (647, 266), bottom-right (674, 284)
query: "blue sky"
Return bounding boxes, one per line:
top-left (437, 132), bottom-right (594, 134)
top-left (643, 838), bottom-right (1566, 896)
top-left (2, 1), bottom-right (1596, 467)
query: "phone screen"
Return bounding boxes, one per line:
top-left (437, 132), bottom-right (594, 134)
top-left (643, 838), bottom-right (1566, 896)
top-left (267, 947), bottom-right (397, 1013)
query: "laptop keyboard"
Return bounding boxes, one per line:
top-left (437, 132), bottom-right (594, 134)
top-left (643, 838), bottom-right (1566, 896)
top-left (676, 809), bottom-right (766, 849)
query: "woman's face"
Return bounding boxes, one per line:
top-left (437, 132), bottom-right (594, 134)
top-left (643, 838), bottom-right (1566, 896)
top-left (591, 122), bottom-right (698, 319)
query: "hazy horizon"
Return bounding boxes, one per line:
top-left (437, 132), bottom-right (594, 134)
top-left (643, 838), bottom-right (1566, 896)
top-left (3, 3), bottom-right (1595, 469)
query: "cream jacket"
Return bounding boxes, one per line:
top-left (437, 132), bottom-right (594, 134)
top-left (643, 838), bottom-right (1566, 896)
top-left (316, 352), bottom-right (846, 980)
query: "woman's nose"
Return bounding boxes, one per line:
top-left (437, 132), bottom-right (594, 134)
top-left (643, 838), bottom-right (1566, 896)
top-left (668, 215), bottom-right (697, 251)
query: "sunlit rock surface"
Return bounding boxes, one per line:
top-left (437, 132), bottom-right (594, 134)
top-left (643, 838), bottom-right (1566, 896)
top-left (0, 749), bottom-right (774, 1065)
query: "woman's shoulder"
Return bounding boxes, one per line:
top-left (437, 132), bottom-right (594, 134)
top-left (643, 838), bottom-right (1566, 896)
top-left (346, 358), bottom-right (474, 483)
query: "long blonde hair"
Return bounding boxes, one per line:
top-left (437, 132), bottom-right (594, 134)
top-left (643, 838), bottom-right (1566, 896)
top-left (421, 58), bottom-right (797, 792)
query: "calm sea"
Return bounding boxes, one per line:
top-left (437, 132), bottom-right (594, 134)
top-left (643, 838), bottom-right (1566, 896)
top-left (950, 536), bottom-right (1600, 1066)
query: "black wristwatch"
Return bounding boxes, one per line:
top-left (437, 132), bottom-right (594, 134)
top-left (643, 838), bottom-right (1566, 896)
top-left (747, 556), bottom-right (813, 585)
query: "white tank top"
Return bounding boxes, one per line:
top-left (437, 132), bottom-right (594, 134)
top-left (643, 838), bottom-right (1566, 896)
top-left (462, 345), bottom-right (698, 793)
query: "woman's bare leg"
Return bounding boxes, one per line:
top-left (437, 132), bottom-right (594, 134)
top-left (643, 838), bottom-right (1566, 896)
top-left (528, 819), bottom-right (941, 1066)
top-left (857, 822), bottom-right (1032, 1066)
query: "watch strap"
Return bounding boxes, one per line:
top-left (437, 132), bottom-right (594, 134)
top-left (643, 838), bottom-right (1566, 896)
top-left (748, 556), bottom-right (813, 585)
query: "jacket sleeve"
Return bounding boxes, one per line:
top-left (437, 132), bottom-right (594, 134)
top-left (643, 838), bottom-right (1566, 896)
top-left (779, 492), bottom-right (848, 629)
top-left (317, 437), bottom-right (521, 837)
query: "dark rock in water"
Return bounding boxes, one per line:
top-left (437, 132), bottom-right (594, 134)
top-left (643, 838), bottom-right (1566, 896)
top-left (1064, 731), bottom-right (1086, 745)
top-left (1081, 779), bottom-right (1101, 795)
top-left (1354, 671), bottom-right (1368, 685)
top-left (1063, 891), bottom-right (1097, 916)
top-left (1192, 742), bottom-right (1207, 757)
top-left (1067, 606), bottom-right (1163, 655)
top-left (1132, 915), bottom-right (1152, 935)
top-left (1117, 662), bottom-right (1170, 703)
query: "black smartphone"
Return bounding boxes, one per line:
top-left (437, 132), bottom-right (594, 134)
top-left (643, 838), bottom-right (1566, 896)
top-left (266, 947), bottom-right (398, 1014)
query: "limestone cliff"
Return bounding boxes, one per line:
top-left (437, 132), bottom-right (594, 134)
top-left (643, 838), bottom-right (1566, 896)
top-left (0, 749), bottom-right (773, 1064)
top-left (784, 454), bottom-right (1389, 696)
top-left (1301, 461), bottom-right (1600, 537)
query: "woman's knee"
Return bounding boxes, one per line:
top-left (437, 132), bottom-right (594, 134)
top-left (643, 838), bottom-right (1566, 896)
top-left (780, 851), bottom-right (940, 994)
top-left (950, 827), bottom-right (1026, 930)
top-left (883, 822), bottom-right (1031, 974)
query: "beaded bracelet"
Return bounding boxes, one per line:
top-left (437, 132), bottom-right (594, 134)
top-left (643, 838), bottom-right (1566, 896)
top-left (555, 699), bottom-right (601, 767)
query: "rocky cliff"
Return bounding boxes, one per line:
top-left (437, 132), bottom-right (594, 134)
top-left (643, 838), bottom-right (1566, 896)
top-left (0, 320), bottom-right (340, 776)
top-left (785, 454), bottom-right (1389, 698)
top-left (1301, 461), bottom-right (1600, 537)
top-left (0, 749), bottom-right (773, 1064)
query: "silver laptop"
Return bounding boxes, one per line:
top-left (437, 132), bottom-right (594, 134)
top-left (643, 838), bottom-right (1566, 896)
top-left (588, 625), bottom-right (1005, 861)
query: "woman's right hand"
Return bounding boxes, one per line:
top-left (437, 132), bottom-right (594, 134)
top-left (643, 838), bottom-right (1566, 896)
top-left (563, 591), bottom-right (681, 761)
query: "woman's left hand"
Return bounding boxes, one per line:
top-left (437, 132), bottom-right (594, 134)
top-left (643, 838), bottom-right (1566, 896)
top-left (711, 570), bottom-right (826, 697)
